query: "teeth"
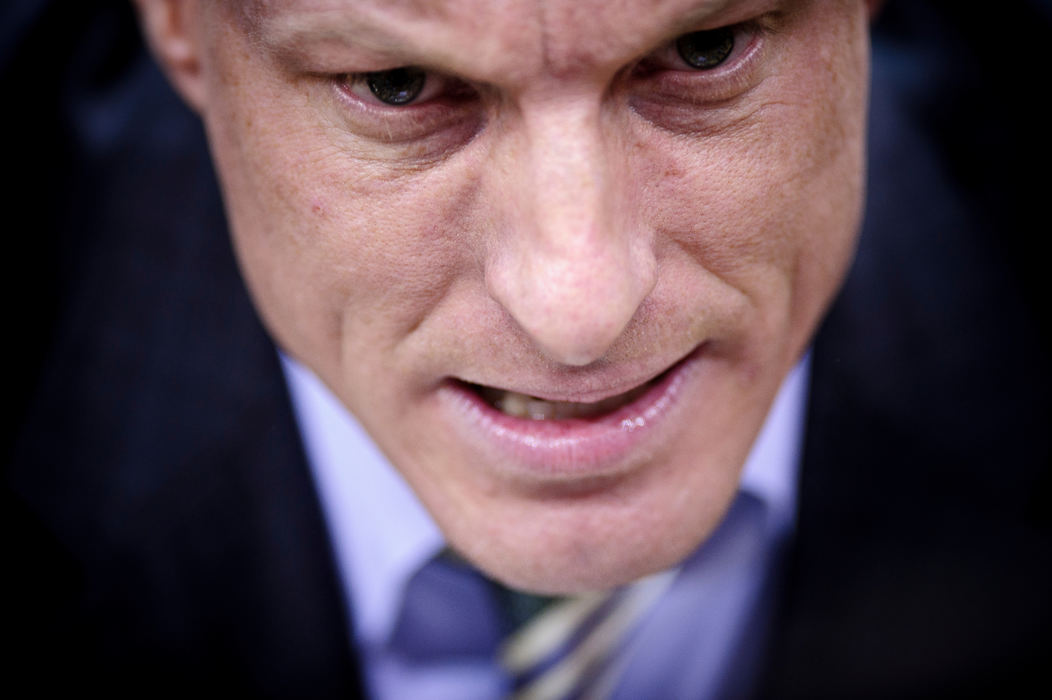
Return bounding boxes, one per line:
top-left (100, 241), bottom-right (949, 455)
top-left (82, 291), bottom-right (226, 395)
top-left (479, 383), bottom-right (652, 420)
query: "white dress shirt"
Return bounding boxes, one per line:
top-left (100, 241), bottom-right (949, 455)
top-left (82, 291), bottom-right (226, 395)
top-left (282, 355), bottom-right (808, 699)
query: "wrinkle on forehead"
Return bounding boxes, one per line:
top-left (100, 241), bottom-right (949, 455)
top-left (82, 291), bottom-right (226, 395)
top-left (237, 0), bottom-right (750, 83)
top-left (237, 0), bottom-right (526, 32)
top-left (241, 0), bottom-right (538, 72)
top-left (535, 0), bottom-right (733, 75)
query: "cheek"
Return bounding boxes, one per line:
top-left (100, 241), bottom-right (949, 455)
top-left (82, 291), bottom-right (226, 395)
top-left (639, 64), bottom-right (865, 351)
top-left (200, 24), bottom-right (494, 373)
top-left (206, 80), bottom-right (488, 370)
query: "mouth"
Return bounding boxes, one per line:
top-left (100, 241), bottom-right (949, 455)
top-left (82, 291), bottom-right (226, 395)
top-left (439, 347), bottom-right (703, 477)
top-left (469, 375), bottom-right (661, 421)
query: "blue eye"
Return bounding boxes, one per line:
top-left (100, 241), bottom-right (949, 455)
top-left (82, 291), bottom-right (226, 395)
top-left (365, 66), bottom-right (427, 105)
top-left (675, 28), bottom-right (735, 69)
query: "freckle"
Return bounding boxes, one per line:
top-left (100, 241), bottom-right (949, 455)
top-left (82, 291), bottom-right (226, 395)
top-left (663, 163), bottom-right (686, 180)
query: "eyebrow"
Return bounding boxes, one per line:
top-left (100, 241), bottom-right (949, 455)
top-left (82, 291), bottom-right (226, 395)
top-left (250, 0), bottom-right (768, 74)
top-left (250, 2), bottom-right (447, 68)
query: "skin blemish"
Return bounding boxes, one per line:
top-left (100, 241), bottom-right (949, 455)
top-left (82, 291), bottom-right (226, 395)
top-left (311, 197), bottom-right (328, 218)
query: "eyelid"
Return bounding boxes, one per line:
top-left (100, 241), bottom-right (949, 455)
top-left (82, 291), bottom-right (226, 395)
top-left (627, 19), bottom-right (774, 135)
top-left (641, 21), bottom-right (764, 76)
top-left (625, 18), bottom-right (773, 119)
top-left (329, 68), bottom-right (485, 149)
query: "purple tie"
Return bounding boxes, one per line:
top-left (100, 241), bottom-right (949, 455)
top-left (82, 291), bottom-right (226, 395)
top-left (389, 553), bottom-right (505, 663)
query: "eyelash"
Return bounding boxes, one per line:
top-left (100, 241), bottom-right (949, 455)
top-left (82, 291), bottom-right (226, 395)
top-left (339, 71), bottom-right (474, 109)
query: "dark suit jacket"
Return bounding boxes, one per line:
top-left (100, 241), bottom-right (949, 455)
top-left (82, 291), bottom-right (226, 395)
top-left (5, 1), bottom-right (1049, 697)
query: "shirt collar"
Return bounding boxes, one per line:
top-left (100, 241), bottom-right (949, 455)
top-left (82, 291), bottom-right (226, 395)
top-left (738, 352), bottom-right (809, 540)
top-left (281, 355), bottom-right (444, 649)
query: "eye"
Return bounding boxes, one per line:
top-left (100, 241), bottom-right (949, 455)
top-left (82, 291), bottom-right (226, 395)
top-left (364, 66), bottom-right (427, 105)
top-left (331, 66), bottom-right (484, 148)
top-left (635, 21), bottom-right (762, 81)
top-left (632, 21), bottom-right (764, 88)
top-left (341, 66), bottom-right (468, 108)
top-left (675, 27), bottom-right (735, 70)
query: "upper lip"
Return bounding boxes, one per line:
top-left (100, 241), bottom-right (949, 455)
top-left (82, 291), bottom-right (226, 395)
top-left (452, 344), bottom-right (702, 404)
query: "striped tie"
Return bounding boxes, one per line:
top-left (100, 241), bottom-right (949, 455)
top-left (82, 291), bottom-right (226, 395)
top-left (500, 571), bottom-right (676, 699)
top-left (391, 551), bottom-right (675, 699)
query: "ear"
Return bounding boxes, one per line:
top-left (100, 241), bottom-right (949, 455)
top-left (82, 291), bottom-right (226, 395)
top-left (132, 0), bottom-right (207, 112)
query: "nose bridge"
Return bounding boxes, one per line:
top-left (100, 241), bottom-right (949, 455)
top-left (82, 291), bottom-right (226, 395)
top-left (529, 103), bottom-right (607, 258)
top-left (486, 99), bottom-right (656, 367)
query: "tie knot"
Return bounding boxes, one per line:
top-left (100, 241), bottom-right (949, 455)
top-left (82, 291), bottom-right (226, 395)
top-left (390, 551), bottom-right (673, 698)
top-left (500, 573), bottom-right (676, 700)
top-left (495, 586), bottom-right (562, 631)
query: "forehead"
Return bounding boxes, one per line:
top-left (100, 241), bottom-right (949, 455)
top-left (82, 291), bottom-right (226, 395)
top-left (236, 0), bottom-right (770, 78)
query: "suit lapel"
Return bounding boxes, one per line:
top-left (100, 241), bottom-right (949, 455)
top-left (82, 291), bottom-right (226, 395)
top-left (756, 6), bottom-right (1052, 695)
top-left (7, 4), bottom-right (365, 695)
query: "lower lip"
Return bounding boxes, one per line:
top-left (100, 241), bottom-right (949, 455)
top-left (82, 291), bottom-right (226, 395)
top-left (437, 347), bottom-right (703, 479)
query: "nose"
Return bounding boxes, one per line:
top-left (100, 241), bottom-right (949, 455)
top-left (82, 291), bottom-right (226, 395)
top-left (485, 101), bottom-right (657, 366)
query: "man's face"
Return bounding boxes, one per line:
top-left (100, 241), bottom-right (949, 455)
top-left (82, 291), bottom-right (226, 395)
top-left (175, 0), bottom-right (869, 592)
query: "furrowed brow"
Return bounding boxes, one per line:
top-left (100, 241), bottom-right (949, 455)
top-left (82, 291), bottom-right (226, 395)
top-left (250, 7), bottom-right (418, 70)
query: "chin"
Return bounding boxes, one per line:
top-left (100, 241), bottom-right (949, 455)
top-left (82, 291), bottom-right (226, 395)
top-left (429, 437), bottom-right (756, 595)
